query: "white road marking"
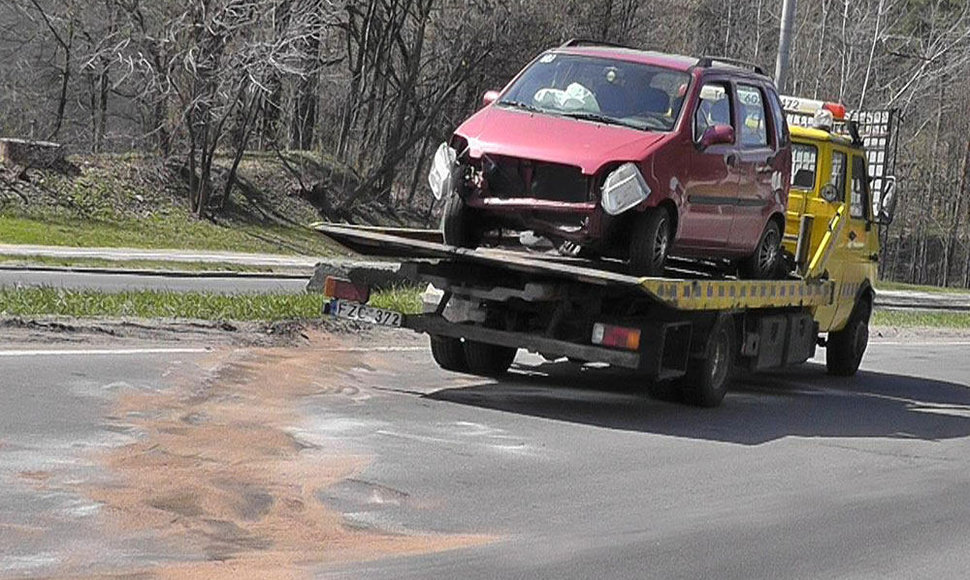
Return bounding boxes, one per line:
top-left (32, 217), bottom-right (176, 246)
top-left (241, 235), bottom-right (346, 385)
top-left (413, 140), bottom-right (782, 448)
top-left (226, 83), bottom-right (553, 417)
top-left (0, 348), bottom-right (209, 357)
top-left (322, 346), bottom-right (428, 353)
top-left (870, 341), bottom-right (970, 347)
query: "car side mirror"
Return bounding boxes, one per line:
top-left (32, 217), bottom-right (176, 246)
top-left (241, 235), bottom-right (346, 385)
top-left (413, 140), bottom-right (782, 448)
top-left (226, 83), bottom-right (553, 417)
top-left (875, 178), bottom-right (897, 225)
top-left (698, 124), bottom-right (734, 149)
top-left (482, 90), bottom-right (500, 107)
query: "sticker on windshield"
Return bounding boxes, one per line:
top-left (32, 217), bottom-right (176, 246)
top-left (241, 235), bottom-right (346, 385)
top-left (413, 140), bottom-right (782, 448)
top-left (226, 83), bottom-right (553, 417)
top-left (539, 53), bottom-right (556, 64)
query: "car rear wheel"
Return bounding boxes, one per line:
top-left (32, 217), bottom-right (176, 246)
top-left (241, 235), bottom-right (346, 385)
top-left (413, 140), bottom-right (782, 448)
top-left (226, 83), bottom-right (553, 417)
top-left (740, 220), bottom-right (782, 279)
top-left (629, 208), bottom-right (671, 277)
top-left (442, 195), bottom-right (481, 248)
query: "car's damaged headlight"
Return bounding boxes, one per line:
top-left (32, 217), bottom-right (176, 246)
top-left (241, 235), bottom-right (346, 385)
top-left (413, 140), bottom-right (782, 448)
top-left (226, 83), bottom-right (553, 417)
top-left (428, 142), bottom-right (458, 200)
top-left (601, 163), bottom-right (651, 215)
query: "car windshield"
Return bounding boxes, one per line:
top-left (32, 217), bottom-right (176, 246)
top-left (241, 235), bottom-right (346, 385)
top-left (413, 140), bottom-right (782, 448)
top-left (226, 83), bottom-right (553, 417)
top-left (498, 53), bottom-right (690, 131)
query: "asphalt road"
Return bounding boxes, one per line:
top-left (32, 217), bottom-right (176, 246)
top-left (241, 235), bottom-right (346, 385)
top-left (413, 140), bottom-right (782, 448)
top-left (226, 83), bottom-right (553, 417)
top-left (3, 336), bottom-right (970, 578)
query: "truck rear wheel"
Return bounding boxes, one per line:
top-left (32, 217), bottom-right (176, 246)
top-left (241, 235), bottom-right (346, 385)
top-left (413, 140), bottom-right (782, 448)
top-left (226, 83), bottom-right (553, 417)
top-left (826, 300), bottom-right (871, 376)
top-left (442, 195), bottom-right (480, 248)
top-left (430, 335), bottom-right (468, 372)
top-left (678, 316), bottom-right (735, 407)
top-left (463, 341), bottom-right (516, 376)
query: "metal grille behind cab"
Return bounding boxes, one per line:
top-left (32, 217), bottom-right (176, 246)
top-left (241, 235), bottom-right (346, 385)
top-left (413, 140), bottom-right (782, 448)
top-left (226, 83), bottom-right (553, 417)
top-left (786, 109), bottom-right (898, 205)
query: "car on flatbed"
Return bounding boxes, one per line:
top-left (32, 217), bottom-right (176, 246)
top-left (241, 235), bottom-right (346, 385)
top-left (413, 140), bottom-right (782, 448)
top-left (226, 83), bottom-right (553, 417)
top-left (319, 93), bottom-right (898, 408)
top-left (428, 40), bottom-right (792, 279)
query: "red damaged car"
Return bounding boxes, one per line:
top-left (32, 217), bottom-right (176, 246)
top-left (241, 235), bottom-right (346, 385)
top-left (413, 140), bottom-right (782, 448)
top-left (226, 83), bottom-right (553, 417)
top-left (428, 40), bottom-right (792, 278)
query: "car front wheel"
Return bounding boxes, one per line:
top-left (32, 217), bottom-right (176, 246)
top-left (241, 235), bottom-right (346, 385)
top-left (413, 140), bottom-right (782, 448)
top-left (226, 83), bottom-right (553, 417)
top-left (629, 208), bottom-right (671, 277)
top-left (442, 194), bottom-right (481, 248)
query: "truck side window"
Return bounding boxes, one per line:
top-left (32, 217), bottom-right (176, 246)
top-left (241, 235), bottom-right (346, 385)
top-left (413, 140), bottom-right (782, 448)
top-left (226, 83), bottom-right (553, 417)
top-left (829, 151), bottom-right (847, 202)
top-left (850, 155), bottom-right (870, 220)
top-left (737, 84), bottom-right (768, 148)
top-left (694, 83), bottom-right (733, 141)
top-left (791, 144), bottom-right (818, 189)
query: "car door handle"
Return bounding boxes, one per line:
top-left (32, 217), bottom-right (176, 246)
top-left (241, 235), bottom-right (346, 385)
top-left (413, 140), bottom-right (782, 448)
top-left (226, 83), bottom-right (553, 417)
top-left (725, 153), bottom-right (740, 168)
top-left (756, 165), bottom-right (774, 174)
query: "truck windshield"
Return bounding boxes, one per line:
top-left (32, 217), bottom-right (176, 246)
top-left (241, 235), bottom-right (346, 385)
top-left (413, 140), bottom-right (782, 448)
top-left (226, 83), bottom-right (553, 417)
top-left (498, 53), bottom-right (690, 132)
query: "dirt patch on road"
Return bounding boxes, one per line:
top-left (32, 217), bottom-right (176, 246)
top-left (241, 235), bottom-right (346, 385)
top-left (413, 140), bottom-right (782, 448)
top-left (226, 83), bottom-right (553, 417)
top-left (74, 332), bottom-right (487, 578)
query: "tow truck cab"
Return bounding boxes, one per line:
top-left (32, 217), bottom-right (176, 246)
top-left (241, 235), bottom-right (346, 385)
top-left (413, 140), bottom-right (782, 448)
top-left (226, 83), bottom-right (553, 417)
top-left (780, 97), bottom-right (898, 335)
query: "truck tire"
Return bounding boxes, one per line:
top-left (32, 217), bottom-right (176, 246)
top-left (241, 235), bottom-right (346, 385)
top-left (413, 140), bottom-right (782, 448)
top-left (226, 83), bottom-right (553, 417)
top-left (826, 300), bottom-right (871, 376)
top-left (442, 195), bottom-right (480, 248)
top-left (629, 208), bottom-right (671, 277)
top-left (430, 335), bottom-right (468, 372)
top-left (740, 220), bottom-right (782, 279)
top-left (678, 316), bottom-right (735, 407)
top-left (463, 341), bottom-right (516, 376)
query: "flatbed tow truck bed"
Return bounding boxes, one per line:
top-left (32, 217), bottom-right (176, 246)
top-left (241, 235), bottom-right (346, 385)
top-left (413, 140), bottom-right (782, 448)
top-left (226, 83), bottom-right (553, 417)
top-left (314, 223), bottom-right (853, 407)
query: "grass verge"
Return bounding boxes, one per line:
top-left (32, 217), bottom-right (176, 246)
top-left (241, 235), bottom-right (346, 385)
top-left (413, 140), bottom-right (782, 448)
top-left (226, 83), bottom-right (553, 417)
top-left (0, 286), bottom-right (423, 321)
top-left (0, 215), bottom-right (340, 257)
top-left (872, 309), bottom-right (970, 329)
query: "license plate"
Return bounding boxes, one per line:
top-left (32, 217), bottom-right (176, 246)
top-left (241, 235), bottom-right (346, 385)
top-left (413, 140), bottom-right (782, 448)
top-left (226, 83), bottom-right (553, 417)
top-left (327, 299), bottom-right (403, 327)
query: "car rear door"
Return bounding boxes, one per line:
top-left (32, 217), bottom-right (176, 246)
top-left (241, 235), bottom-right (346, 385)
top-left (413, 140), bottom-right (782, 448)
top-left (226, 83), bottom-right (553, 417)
top-left (678, 79), bottom-right (739, 249)
top-left (731, 82), bottom-right (786, 252)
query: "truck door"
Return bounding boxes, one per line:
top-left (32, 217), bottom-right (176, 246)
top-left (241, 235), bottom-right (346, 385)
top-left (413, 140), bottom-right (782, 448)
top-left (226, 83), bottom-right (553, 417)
top-left (836, 153), bottom-right (877, 319)
top-left (679, 81), bottom-right (739, 249)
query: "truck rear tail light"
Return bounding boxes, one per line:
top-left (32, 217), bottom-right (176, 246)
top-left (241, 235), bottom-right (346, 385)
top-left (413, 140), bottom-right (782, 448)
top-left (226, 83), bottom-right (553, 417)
top-left (592, 323), bottom-right (641, 351)
top-left (323, 276), bottom-right (371, 303)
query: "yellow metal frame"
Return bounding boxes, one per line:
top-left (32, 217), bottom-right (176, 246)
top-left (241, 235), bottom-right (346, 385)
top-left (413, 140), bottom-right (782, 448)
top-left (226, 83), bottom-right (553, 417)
top-left (638, 277), bottom-right (834, 311)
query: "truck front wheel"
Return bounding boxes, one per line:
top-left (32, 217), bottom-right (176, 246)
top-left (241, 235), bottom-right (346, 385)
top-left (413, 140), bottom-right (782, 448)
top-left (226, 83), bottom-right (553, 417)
top-left (826, 300), bottom-right (871, 376)
top-left (430, 335), bottom-right (468, 372)
top-left (463, 341), bottom-right (516, 376)
top-left (678, 316), bottom-right (735, 407)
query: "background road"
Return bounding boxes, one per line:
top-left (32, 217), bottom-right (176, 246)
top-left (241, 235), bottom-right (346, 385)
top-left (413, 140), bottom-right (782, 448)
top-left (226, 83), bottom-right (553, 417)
top-left (2, 335), bottom-right (970, 578)
top-left (0, 268), bottom-right (310, 294)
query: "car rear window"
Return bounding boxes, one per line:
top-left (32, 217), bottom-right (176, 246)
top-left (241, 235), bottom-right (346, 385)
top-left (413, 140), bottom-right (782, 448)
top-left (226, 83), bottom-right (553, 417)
top-left (498, 53), bottom-right (691, 132)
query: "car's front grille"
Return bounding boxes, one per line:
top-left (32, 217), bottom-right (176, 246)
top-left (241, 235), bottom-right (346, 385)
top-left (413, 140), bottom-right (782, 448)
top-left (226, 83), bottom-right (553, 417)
top-left (483, 155), bottom-right (589, 202)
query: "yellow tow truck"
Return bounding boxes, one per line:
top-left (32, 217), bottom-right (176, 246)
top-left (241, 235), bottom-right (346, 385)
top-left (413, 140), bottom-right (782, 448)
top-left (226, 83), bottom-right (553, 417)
top-left (314, 97), bottom-right (899, 407)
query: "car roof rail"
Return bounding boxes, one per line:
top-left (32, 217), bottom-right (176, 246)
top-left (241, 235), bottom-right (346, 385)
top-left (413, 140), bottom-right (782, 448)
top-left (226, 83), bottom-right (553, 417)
top-left (559, 38), bottom-right (636, 50)
top-left (696, 56), bottom-right (767, 76)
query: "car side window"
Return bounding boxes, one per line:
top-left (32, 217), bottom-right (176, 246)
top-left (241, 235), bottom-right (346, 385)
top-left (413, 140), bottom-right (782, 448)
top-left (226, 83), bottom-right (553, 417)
top-left (829, 151), bottom-right (847, 202)
top-left (737, 84), bottom-right (768, 148)
top-left (850, 155), bottom-right (870, 220)
top-left (694, 83), bottom-right (733, 142)
top-left (766, 89), bottom-right (790, 147)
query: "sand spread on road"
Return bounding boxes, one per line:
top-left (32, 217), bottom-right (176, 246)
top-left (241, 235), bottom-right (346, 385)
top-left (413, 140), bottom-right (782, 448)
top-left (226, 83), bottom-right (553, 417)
top-left (72, 332), bottom-right (489, 579)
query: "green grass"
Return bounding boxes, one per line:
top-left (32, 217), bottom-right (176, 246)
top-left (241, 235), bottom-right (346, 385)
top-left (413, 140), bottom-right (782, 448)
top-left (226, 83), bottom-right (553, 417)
top-left (0, 286), bottom-right (423, 321)
top-left (872, 309), bottom-right (970, 328)
top-left (0, 215), bottom-right (338, 256)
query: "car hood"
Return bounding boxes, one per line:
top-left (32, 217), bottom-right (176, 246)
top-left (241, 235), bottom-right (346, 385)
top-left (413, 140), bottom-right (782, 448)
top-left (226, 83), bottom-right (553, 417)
top-left (455, 106), bottom-right (667, 175)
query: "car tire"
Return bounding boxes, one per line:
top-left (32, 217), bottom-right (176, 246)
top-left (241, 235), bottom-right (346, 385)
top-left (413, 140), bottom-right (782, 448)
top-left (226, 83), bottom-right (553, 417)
top-left (826, 299), bottom-right (871, 376)
top-left (463, 341), bottom-right (516, 376)
top-left (740, 220), bottom-right (782, 279)
top-left (629, 208), bottom-right (671, 277)
top-left (442, 194), bottom-right (480, 248)
top-left (430, 335), bottom-right (468, 372)
top-left (677, 316), bottom-right (735, 407)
